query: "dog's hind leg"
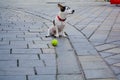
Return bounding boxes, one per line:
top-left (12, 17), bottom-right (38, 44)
top-left (61, 30), bottom-right (67, 37)
top-left (46, 20), bottom-right (56, 38)
top-left (54, 26), bottom-right (59, 37)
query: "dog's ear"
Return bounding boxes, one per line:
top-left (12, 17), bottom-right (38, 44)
top-left (58, 4), bottom-right (63, 8)
top-left (58, 3), bottom-right (65, 12)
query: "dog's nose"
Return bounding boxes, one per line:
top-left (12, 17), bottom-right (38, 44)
top-left (72, 10), bottom-right (75, 14)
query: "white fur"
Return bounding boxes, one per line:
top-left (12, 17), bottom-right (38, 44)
top-left (46, 5), bottom-right (74, 37)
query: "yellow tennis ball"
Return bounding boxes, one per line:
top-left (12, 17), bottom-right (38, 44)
top-left (51, 39), bottom-right (58, 46)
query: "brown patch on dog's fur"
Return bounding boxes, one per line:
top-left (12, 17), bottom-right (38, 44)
top-left (58, 4), bottom-right (65, 12)
top-left (58, 4), bottom-right (63, 8)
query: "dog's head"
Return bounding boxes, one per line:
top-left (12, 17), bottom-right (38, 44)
top-left (58, 4), bottom-right (75, 14)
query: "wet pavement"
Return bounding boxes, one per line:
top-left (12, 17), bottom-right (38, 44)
top-left (0, 0), bottom-right (120, 80)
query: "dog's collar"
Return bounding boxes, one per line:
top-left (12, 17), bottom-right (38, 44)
top-left (57, 16), bottom-right (66, 22)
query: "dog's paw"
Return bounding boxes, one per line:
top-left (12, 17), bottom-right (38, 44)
top-left (63, 35), bottom-right (67, 38)
top-left (45, 35), bottom-right (50, 38)
top-left (55, 34), bottom-right (59, 38)
top-left (45, 36), bottom-right (48, 38)
top-left (62, 32), bottom-right (67, 37)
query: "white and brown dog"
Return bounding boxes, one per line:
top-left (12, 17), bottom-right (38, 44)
top-left (46, 4), bottom-right (75, 38)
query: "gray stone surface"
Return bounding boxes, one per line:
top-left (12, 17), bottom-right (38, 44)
top-left (12, 49), bottom-right (42, 54)
top-left (36, 67), bottom-right (56, 75)
top-left (56, 38), bottom-right (81, 74)
top-left (40, 54), bottom-right (56, 67)
top-left (0, 54), bottom-right (39, 60)
top-left (80, 61), bottom-right (108, 69)
top-left (0, 49), bottom-right (10, 54)
top-left (0, 41), bottom-right (9, 45)
top-left (56, 38), bottom-right (73, 52)
top-left (28, 75), bottom-right (56, 80)
top-left (78, 56), bottom-right (103, 62)
top-left (95, 44), bottom-right (118, 52)
top-left (57, 51), bottom-right (81, 74)
top-left (99, 52), bottom-right (113, 58)
top-left (84, 69), bottom-right (115, 79)
top-left (19, 60), bottom-right (44, 67)
top-left (0, 68), bottom-right (34, 75)
top-left (103, 47), bottom-right (120, 54)
top-left (10, 41), bottom-right (33, 45)
top-left (28, 44), bottom-right (48, 48)
top-left (0, 61), bottom-right (17, 68)
top-left (0, 76), bottom-right (26, 80)
top-left (0, 45), bottom-right (27, 49)
top-left (42, 48), bottom-right (55, 54)
top-left (57, 75), bottom-right (84, 80)
top-left (87, 79), bottom-right (118, 80)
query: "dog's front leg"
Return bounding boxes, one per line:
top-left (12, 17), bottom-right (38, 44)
top-left (55, 26), bottom-right (59, 37)
top-left (62, 30), bottom-right (67, 37)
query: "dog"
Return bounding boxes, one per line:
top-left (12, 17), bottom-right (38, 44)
top-left (46, 4), bottom-right (75, 38)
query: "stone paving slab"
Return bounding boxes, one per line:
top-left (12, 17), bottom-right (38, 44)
top-left (42, 48), bottom-right (55, 54)
top-left (0, 54), bottom-right (39, 60)
top-left (19, 60), bottom-right (44, 67)
top-left (0, 76), bottom-right (26, 80)
top-left (95, 44), bottom-right (119, 52)
top-left (0, 45), bottom-right (27, 49)
top-left (0, 49), bottom-right (10, 54)
top-left (28, 75), bottom-right (56, 80)
top-left (56, 38), bottom-right (81, 74)
top-left (99, 52), bottom-right (114, 58)
top-left (84, 68), bottom-right (115, 79)
top-left (36, 67), bottom-right (56, 75)
top-left (87, 79), bottom-right (118, 80)
top-left (28, 44), bottom-right (48, 48)
top-left (40, 54), bottom-right (56, 67)
top-left (80, 61), bottom-right (109, 69)
top-left (12, 49), bottom-right (42, 54)
top-left (57, 51), bottom-right (81, 74)
top-left (57, 75), bottom-right (84, 80)
top-left (78, 56), bottom-right (103, 62)
top-left (103, 47), bottom-right (120, 54)
top-left (0, 67), bottom-right (34, 75)
top-left (0, 60), bottom-right (17, 68)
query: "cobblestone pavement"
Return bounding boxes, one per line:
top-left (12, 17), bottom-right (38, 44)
top-left (0, 0), bottom-right (120, 80)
